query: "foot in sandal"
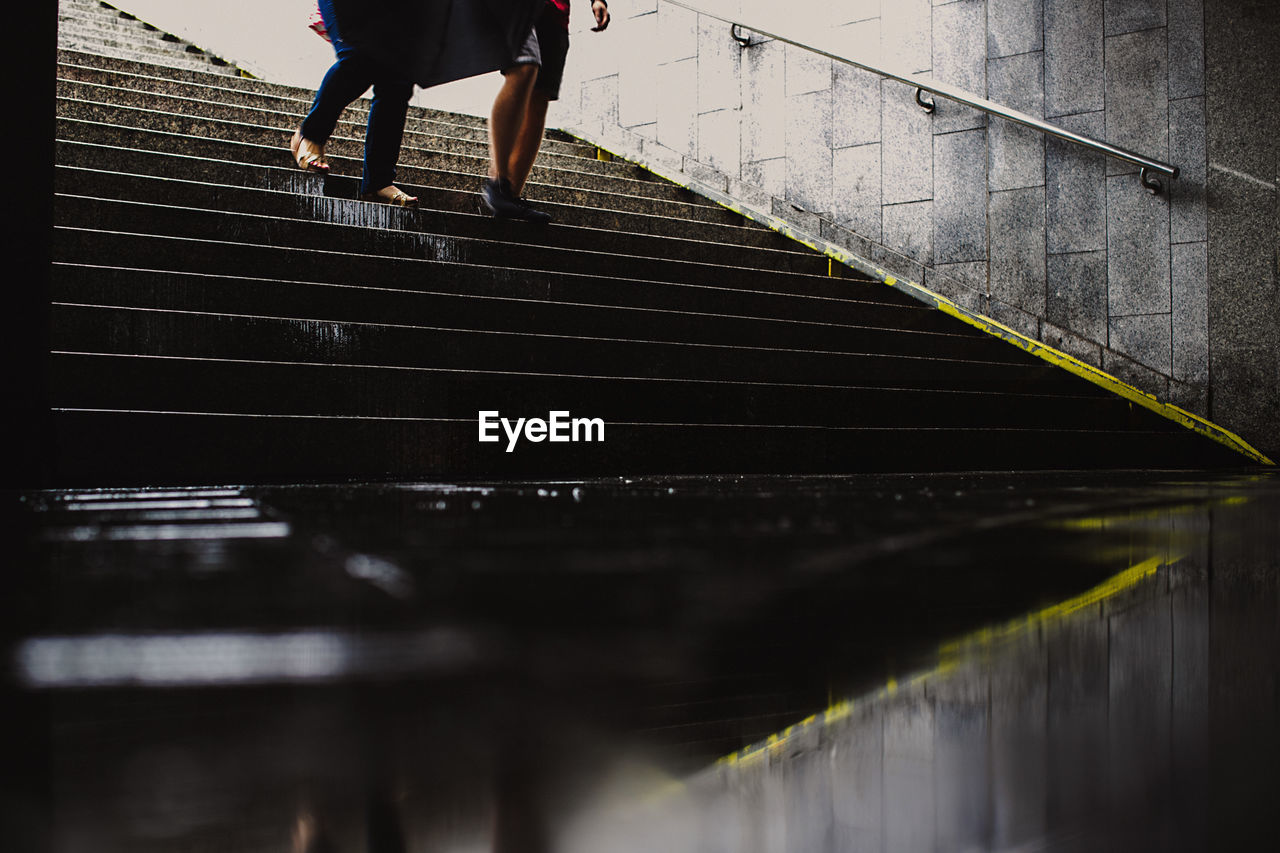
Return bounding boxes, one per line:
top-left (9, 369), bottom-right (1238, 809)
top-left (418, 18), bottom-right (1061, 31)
top-left (290, 129), bottom-right (330, 173)
top-left (361, 185), bottom-right (419, 207)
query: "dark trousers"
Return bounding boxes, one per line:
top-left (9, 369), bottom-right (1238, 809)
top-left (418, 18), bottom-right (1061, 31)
top-left (301, 0), bottom-right (414, 195)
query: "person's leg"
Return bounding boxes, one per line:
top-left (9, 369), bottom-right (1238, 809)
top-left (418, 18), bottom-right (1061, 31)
top-left (507, 91), bottom-right (550, 198)
top-left (508, 15), bottom-right (566, 201)
top-left (487, 63), bottom-right (539, 184)
top-left (300, 55), bottom-right (378, 147)
top-left (297, 0), bottom-right (375, 167)
top-left (361, 76), bottom-right (414, 197)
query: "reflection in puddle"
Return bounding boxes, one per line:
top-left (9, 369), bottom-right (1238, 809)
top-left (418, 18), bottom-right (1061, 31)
top-left (567, 490), bottom-right (1277, 852)
top-left (10, 473), bottom-right (1278, 851)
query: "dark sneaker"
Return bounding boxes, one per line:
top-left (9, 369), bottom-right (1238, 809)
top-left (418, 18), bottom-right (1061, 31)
top-left (515, 194), bottom-right (553, 223)
top-left (481, 177), bottom-right (551, 223)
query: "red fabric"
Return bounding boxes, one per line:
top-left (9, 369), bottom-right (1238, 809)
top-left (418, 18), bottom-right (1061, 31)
top-left (546, 0), bottom-right (570, 31)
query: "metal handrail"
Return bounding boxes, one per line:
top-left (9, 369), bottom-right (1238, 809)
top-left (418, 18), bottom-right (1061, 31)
top-left (664, 0), bottom-right (1179, 193)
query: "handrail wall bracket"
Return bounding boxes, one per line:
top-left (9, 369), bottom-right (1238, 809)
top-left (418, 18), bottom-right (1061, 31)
top-left (915, 87), bottom-right (936, 114)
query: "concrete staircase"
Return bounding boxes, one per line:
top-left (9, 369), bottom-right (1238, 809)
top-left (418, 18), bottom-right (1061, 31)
top-left (51, 0), bottom-right (1245, 485)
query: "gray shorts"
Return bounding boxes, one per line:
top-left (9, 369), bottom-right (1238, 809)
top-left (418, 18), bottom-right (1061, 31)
top-left (509, 25), bottom-right (542, 69)
top-left (505, 14), bottom-right (569, 101)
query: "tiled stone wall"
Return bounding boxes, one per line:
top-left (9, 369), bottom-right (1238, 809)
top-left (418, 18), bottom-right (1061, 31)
top-left (555, 0), bottom-right (1279, 456)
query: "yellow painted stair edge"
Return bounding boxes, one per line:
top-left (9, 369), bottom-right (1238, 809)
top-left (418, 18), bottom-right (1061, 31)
top-left (577, 137), bottom-right (1273, 466)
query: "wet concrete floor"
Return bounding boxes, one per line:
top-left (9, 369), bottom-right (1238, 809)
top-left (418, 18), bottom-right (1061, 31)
top-left (5, 470), bottom-right (1278, 851)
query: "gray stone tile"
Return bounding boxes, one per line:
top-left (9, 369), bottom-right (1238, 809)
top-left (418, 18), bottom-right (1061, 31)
top-left (1107, 174), bottom-right (1172, 314)
top-left (1207, 346), bottom-right (1279, 464)
top-left (1047, 249), bottom-right (1108, 342)
top-left (726, 174), bottom-right (774, 210)
top-left (935, 702), bottom-right (991, 850)
top-left (883, 0), bottom-right (933, 74)
top-left (786, 89), bottom-right (834, 214)
top-left (1101, 348), bottom-right (1169, 397)
top-left (881, 80), bottom-right (934, 204)
top-left (742, 39), bottom-right (786, 163)
top-left (821, 220), bottom-right (878, 265)
top-left (617, 11), bottom-right (658, 128)
top-left (830, 706), bottom-right (883, 851)
top-left (1042, 319), bottom-right (1105, 366)
top-left (1169, 0), bottom-right (1205, 98)
top-left (698, 109), bottom-right (741, 176)
top-left (682, 155), bottom-right (729, 191)
top-left (883, 199), bottom-right (935, 265)
top-left (830, 17), bottom-right (883, 71)
top-left (871, 242), bottom-right (928, 285)
top-left (989, 186), bottom-right (1047, 316)
top-left (774, 196), bottom-right (824, 234)
top-left (884, 699), bottom-right (934, 853)
top-left (1108, 595), bottom-right (1174, 815)
top-left (1172, 241), bottom-right (1209, 385)
top-left (786, 42), bottom-right (832, 96)
top-left (1046, 617), bottom-right (1109, 827)
top-left (832, 142), bottom-right (883, 241)
top-left (832, 62), bottom-right (883, 148)
top-left (829, 0), bottom-right (882, 26)
top-left (986, 299), bottom-right (1041, 338)
top-left (1110, 313), bottom-right (1172, 375)
top-left (655, 58), bottom-right (698, 155)
top-left (1168, 380), bottom-right (1209, 417)
top-left (1104, 30), bottom-right (1169, 176)
top-left (698, 14), bottom-right (741, 114)
top-left (630, 121), bottom-right (657, 142)
top-left (932, 0), bottom-right (988, 133)
top-left (656, 1), bottom-right (698, 64)
top-left (626, 0), bottom-right (658, 15)
top-left (988, 52), bottom-right (1046, 191)
top-left (931, 260), bottom-right (989, 297)
top-left (580, 72), bottom-right (620, 134)
top-left (1105, 0), bottom-right (1166, 35)
top-left (991, 635), bottom-right (1048, 849)
top-left (988, 0), bottom-right (1043, 58)
top-left (934, 128), bottom-right (988, 263)
top-left (781, 749), bottom-right (836, 853)
top-left (1045, 0), bottom-right (1104, 117)
top-left (744, 157), bottom-right (786, 198)
top-left (1046, 111), bottom-right (1107, 254)
top-left (1169, 97), bottom-right (1207, 244)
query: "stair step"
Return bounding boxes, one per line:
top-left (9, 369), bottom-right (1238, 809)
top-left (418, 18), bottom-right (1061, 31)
top-left (57, 48), bottom-right (574, 140)
top-left (51, 264), bottom-right (941, 339)
top-left (56, 113), bottom-right (736, 223)
top-left (54, 165), bottom-right (840, 277)
top-left (55, 96), bottom-right (645, 194)
top-left (56, 78), bottom-right (601, 162)
top-left (48, 301), bottom-right (1080, 392)
top-left (46, 352), bottom-right (1141, 429)
top-left (48, 260), bottom-right (994, 362)
top-left (54, 138), bottom-right (795, 250)
top-left (47, 411), bottom-right (1238, 486)
top-left (56, 37), bottom-right (239, 75)
top-left (51, 220), bottom-right (987, 336)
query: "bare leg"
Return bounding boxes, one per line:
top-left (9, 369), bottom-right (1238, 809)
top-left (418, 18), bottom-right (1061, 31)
top-left (488, 64), bottom-right (540, 181)
top-left (507, 91), bottom-right (551, 198)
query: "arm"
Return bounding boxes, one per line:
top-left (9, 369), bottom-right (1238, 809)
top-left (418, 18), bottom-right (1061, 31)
top-left (590, 0), bottom-right (610, 31)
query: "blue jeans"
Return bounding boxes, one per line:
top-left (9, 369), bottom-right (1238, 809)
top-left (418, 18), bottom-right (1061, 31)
top-left (300, 0), bottom-right (414, 194)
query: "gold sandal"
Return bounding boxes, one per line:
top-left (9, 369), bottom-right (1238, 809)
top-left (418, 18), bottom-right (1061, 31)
top-left (361, 185), bottom-right (419, 207)
top-left (290, 129), bottom-right (329, 173)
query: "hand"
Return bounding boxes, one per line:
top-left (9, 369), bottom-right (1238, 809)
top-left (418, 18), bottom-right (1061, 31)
top-left (590, 0), bottom-right (610, 32)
